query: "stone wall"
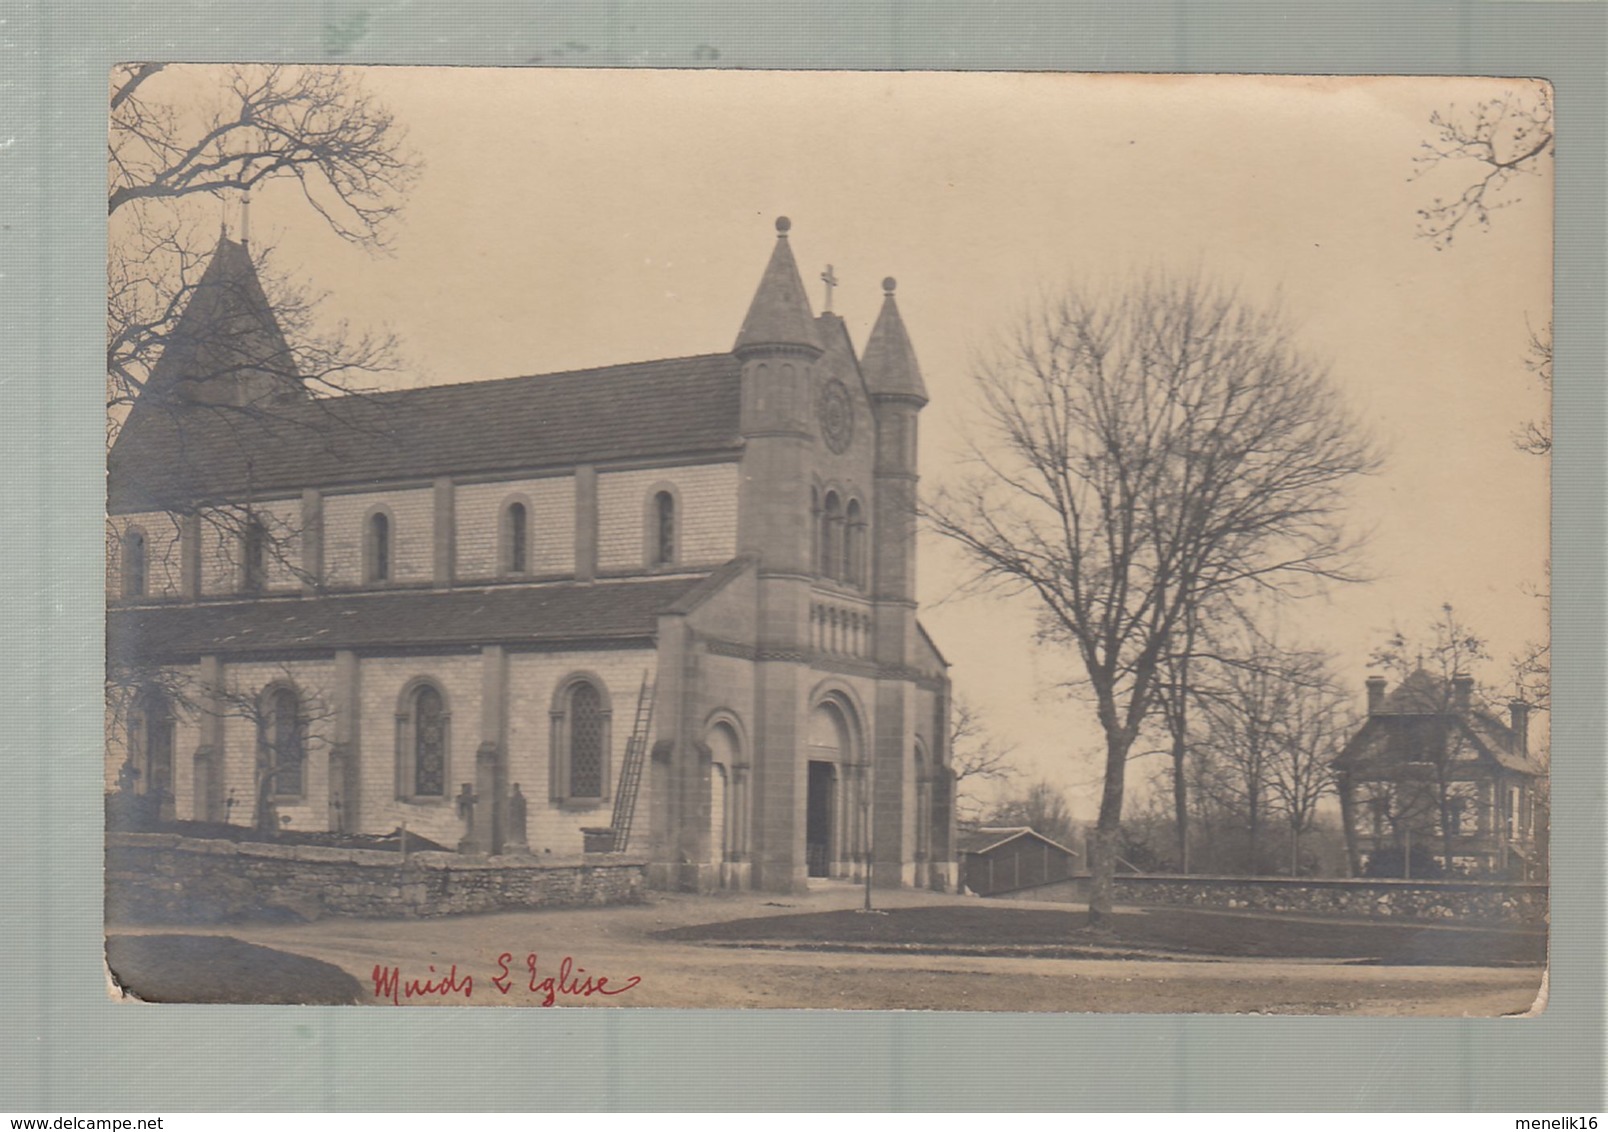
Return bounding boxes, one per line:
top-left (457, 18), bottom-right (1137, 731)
top-left (107, 832), bottom-right (647, 923)
top-left (1005, 873), bottom-right (1548, 927)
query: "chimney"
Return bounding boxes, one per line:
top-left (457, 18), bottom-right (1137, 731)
top-left (1452, 673), bottom-right (1474, 712)
top-left (1509, 700), bottom-right (1530, 755)
top-left (1365, 676), bottom-right (1387, 715)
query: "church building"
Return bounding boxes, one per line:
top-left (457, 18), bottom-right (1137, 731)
top-left (106, 217), bottom-right (956, 894)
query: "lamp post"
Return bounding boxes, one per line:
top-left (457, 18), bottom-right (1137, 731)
top-left (859, 760), bottom-right (873, 912)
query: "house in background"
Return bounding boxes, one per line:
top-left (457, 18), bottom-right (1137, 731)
top-left (106, 217), bottom-right (955, 895)
top-left (1331, 670), bottom-right (1547, 879)
top-left (958, 826), bottom-right (1081, 896)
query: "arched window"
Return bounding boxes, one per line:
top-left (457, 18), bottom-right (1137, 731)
top-left (822, 492), bottom-right (844, 580)
top-left (551, 677), bottom-right (612, 804)
top-left (263, 686), bottom-right (303, 798)
top-left (242, 514), bottom-right (268, 593)
top-left (366, 511), bottom-right (391, 584)
top-left (122, 528), bottom-right (148, 598)
top-left (652, 490), bottom-right (675, 568)
top-left (569, 682), bottom-right (605, 797)
top-left (504, 501), bottom-right (529, 575)
top-left (845, 499), bottom-right (864, 587)
top-left (129, 688), bottom-right (174, 798)
top-left (396, 680), bottom-right (450, 799)
top-left (411, 684), bottom-right (447, 797)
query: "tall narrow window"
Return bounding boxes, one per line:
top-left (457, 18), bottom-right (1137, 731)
top-left (367, 511), bottom-right (391, 584)
top-left (822, 492), bottom-right (844, 580)
top-left (505, 501), bottom-right (528, 575)
top-left (810, 487), bottom-right (822, 574)
top-left (845, 499), bottom-right (864, 587)
top-left (652, 491), bottom-right (675, 567)
top-left (123, 528), bottom-right (147, 598)
top-left (132, 689), bottom-right (174, 798)
top-left (265, 686), bottom-right (303, 797)
top-left (242, 515), bottom-right (268, 593)
top-left (568, 681), bottom-right (606, 798)
top-left (413, 684), bottom-right (446, 797)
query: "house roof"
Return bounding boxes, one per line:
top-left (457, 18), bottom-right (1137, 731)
top-left (107, 576), bottom-right (708, 663)
top-left (1331, 704), bottom-right (1543, 775)
top-left (109, 352), bottom-right (745, 512)
top-left (956, 826), bottom-right (1081, 858)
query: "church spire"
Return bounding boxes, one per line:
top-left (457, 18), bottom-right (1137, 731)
top-left (860, 276), bottom-right (927, 404)
top-left (733, 217), bottom-right (823, 356)
top-left (136, 230), bottom-right (303, 409)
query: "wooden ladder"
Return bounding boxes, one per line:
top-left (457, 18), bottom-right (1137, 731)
top-left (609, 674), bottom-right (656, 852)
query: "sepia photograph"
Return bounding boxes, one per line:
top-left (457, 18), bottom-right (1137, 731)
top-left (103, 66), bottom-right (1551, 1014)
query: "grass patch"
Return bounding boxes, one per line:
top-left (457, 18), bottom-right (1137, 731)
top-left (106, 934), bottom-right (365, 1004)
top-left (657, 905), bottom-right (1544, 967)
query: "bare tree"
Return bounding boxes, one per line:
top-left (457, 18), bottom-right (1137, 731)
top-left (1512, 319), bottom-right (1554, 457)
top-left (1194, 652), bottom-right (1284, 874)
top-left (1414, 85), bottom-right (1553, 251)
top-left (1263, 657), bottom-right (1348, 877)
top-left (927, 273), bottom-right (1378, 925)
top-left (949, 695), bottom-right (1019, 822)
top-left (208, 672), bottom-right (336, 836)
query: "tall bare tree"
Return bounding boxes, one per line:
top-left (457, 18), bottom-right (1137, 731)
top-left (927, 273), bottom-right (1378, 924)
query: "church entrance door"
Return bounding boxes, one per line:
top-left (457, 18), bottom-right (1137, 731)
top-left (806, 760), bottom-right (836, 878)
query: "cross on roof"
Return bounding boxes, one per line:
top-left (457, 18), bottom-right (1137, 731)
top-left (820, 264), bottom-right (838, 313)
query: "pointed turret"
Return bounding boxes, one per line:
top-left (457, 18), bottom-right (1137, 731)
top-left (137, 233), bottom-right (303, 410)
top-left (860, 277), bottom-right (927, 404)
top-left (733, 217), bottom-right (823, 356)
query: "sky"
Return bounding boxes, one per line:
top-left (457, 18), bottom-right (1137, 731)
top-left (141, 67), bottom-right (1551, 820)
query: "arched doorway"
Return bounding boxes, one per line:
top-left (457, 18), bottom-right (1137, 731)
top-left (806, 697), bottom-right (861, 879)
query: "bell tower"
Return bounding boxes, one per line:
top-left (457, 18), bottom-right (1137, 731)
top-left (860, 275), bottom-right (928, 666)
top-left (733, 216), bottom-right (823, 580)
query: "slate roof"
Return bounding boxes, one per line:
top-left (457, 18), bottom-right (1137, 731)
top-left (107, 576), bottom-right (709, 663)
top-left (109, 353), bottom-right (745, 512)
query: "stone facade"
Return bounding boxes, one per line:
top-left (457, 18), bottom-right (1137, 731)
top-left (106, 219), bottom-right (956, 897)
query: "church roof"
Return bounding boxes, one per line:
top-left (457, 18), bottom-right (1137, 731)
top-left (107, 576), bottom-right (708, 661)
top-left (732, 217), bottom-right (823, 355)
top-left (859, 278), bottom-right (926, 403)
top-left (109, 353), bottom-right (744, 512)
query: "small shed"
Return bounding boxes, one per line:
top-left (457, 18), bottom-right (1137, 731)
top-left (958, 826), bottom-right (1082, 896)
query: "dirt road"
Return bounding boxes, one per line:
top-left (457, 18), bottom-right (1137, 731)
top-left (112, 884), bottom-right (1545, 1015)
